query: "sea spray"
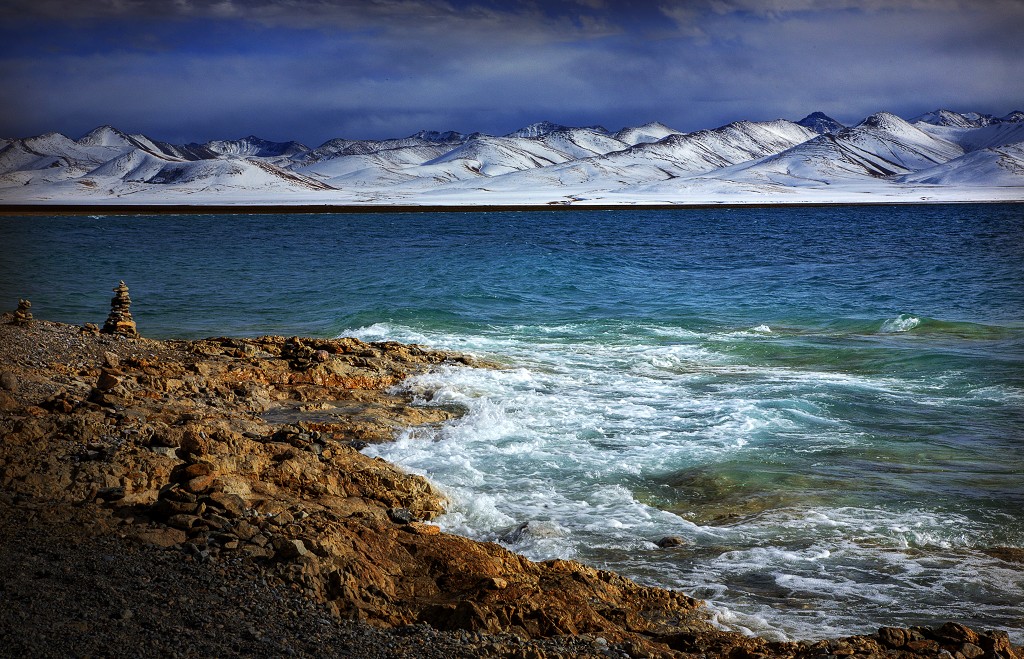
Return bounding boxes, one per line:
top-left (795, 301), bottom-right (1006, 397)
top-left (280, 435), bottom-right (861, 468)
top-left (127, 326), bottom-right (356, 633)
top-left (359, 319), bottom-right (1024, 642)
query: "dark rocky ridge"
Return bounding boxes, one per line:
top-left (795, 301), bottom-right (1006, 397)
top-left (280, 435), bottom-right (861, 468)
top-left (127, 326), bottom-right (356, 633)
top-left (0, 312), bottom-right (1020, 658)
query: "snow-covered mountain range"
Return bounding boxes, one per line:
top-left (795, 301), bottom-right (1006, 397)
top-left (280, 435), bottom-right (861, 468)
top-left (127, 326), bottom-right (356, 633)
top-left (2, 109), bottom-right (1022, 206)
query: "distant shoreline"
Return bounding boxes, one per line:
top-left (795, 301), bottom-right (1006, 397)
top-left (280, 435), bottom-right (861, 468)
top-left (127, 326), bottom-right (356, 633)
top-left (2, 199), bottom-right (1020, 215)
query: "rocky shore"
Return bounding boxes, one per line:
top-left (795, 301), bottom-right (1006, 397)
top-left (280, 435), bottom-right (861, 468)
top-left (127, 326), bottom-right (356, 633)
top-left (1, 310), bottom-right (1020, 658)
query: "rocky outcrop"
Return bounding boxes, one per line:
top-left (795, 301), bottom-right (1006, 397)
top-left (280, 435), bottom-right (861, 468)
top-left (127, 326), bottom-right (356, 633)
top-left (0, 315), bottom-right (1020, 658)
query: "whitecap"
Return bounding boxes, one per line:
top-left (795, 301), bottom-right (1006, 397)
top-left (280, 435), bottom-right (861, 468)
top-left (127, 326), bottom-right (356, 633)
top-left (880, 314), bottom-right (921, 333)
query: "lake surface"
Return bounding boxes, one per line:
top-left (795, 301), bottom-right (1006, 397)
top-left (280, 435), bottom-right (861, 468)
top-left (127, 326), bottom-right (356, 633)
top-left (3, 204), bottom-right (1023, 641)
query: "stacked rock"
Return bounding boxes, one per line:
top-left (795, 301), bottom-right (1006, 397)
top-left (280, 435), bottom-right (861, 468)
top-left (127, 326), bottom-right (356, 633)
top-left (12, 299), bottom-right (33, 325)
top-left (101, 281), bottom-right (138, 337)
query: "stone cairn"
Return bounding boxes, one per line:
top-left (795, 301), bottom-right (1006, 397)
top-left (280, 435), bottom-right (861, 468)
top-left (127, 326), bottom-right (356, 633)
top-left (101, 281), bottom-right (138, 337)
top-left (12, 299), bottom-right (33, 325)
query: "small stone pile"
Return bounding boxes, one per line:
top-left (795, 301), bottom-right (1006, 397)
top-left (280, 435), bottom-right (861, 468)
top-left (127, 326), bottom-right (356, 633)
top-left (12, 299), bottom-right (33, 325)
top-left (101, 281), bottom-right (138, 337)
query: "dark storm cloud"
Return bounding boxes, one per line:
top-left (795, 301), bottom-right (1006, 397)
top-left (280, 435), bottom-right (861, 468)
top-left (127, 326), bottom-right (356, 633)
top-left (0, 0), bottom-right (1020, 144)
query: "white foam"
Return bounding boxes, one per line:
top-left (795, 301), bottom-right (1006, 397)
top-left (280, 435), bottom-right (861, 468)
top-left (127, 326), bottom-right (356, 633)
top-left (880, 314), bottom-right (921, 333)
top-left (350, 320), bottom-right (1024, 643)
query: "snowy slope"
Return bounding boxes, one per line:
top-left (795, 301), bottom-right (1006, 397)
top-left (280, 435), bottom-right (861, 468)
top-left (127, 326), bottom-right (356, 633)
top-left (205, 136), bottom-right (309, 159)
top-left (712, 134), bottom-right (908, 185)
top-left (600, 119), bottom-right (817, 176)
top-left (703, 113), bottom-right (968, 187)
top-left (0, 132), bottom-right (116, 175)
top-left (900, 143), bottom-right (1024, 186)
top-left (87, 149), bottom-right (183, 181)
top-left (506, 122), bottom-right (609, 139)
top-left (614, 122), bottom-right (684, 145)
top-left (78, 125), bottom-right (150, 149)
top-left (421, 135), bottom-right (578, 177)
top-left (2, 109), bottom-right (1022, 205)
top-left (913, 121), bottom-right (1024, 152)
top-left (837, 113), bottom-right (964, 172)
top-left (537, 128), bottom-right (630, 159)
top-left (296, 144), bottom-right (452, 187)
top-left (911, 109), bottom-right (989, 128)
top-left (301, 132), bottom-right (466, 164)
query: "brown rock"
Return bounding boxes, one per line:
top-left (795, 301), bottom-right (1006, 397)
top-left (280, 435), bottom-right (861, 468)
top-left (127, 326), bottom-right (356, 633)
top-left (166, 514), bottom-right (202, 530)
top-left (907, 639), bottom-right (939, 652)
top-left (0, 390), bottom-right (18, 411)
top-left (0, 371), bottom-right (17, 392)
top-left (132, 527), bottom-right (187, 547)
top-left (979, 630), bottom-right (1014, 656)
top-left (406, 523), bottom-right (441, 536)
top-left (206, 492), bottom-right (246, 517)
top-left (938, 622), bottom-right (980, 645)
top-left (185, 474), bottom-right (218, 494)
top-left (879, 626), bottom-right (910, 648)
top-left (96, 369), bottom-right (123, 391)
top-left (233, 520), bottom-right (258, 541)
top-left (272, 537), bottom-right (309, 560)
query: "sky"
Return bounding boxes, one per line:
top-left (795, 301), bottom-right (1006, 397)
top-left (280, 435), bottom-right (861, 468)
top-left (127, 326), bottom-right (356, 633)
top-left (1, 0), bottom-right (1022, 147)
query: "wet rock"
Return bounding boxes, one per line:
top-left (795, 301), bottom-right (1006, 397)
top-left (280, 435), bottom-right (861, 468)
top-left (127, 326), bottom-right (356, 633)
top-left (388, 507), bottom-right (415, 524)
top-left (879, 626), bottom-right (910, 648)
top-left (655, 536), bottom-right (687, 548)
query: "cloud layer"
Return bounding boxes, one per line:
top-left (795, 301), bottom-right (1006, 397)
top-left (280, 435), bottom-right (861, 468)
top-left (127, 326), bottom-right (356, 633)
top-left (1, 0), bottom-right (1021, 145)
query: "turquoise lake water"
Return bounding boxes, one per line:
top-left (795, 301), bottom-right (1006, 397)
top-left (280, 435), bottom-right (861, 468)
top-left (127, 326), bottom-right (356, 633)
top-left (2, 205), bottom-right (1022, 641)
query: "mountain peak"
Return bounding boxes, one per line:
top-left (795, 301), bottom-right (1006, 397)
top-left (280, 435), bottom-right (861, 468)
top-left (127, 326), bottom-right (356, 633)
top-left (78, 125), bottom-right (136, 147)
top-left (908, 109), bottom-right (1020, 128)
top-left (614, 121), bottom-right (684, 145)
top-left (857, 112), bottom-right (915, 133)
top-left (204, 136), bottom-right (309, 158)
top-left (506, 121), bottom-right (572, 139)
top-left (796, 112), bottom-right (844, 135)
top-left (911, 109), bottom-right (982, 128)
top-left (411, 130), bottom-right (467, 142)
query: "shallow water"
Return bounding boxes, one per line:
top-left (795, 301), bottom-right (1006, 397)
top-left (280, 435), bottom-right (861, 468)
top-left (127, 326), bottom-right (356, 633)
top-left (2, 204), bottom-right (1022, 640)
